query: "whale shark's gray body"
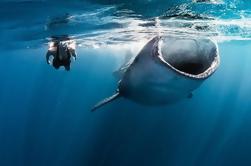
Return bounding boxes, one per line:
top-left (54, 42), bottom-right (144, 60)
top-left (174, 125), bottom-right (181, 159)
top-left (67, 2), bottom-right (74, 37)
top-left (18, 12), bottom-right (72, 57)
top-left (92, 36), bottom-right (220, 111)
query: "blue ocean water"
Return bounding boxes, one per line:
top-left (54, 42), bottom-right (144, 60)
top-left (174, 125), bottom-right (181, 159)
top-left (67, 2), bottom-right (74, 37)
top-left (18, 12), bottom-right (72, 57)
top-left (1, 0), bottom-right (251, 166)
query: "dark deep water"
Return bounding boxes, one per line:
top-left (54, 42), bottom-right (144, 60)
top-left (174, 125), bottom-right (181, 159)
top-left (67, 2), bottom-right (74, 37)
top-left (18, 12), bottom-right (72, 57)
top-left (1, 0), bottom-right (251, 166)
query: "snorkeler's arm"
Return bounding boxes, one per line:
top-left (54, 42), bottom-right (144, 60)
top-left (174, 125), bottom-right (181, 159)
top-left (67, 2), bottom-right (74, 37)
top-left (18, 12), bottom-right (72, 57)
top-left (72, 50), bottom-right (77, 60)
top-left (46, 51), bottom-right (54, 64)
top-left (69, 48), bottom-right (77, 60)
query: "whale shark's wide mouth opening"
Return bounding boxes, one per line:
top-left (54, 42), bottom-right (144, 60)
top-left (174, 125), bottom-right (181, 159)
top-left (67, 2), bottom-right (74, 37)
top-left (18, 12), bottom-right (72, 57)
top-left (158, 37), bottom-right (219, 79)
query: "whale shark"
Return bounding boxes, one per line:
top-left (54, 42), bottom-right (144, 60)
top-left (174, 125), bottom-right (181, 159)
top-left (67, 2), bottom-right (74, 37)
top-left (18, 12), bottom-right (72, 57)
top-left (91, 36), bottom-right (220, 111)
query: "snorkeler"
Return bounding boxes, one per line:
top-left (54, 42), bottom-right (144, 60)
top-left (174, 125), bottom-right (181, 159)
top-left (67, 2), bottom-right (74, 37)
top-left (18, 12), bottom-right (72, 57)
top-left (46, 37), bottom-right (76, 71)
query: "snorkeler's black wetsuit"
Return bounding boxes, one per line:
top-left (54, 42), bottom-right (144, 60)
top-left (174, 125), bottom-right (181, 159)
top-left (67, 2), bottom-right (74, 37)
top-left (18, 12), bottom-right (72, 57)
top-left (52, 43), bottom-right (71, 71)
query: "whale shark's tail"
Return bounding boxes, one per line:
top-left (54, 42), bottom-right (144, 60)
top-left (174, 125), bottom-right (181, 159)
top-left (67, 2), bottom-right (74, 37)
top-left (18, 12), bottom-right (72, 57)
top-left (91, 92), bottom-right (121, 112)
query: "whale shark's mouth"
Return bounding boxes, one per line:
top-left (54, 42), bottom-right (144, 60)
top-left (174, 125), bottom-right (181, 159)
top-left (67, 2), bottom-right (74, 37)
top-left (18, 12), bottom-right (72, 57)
top-left (157, 36), bottom-right (220, 79)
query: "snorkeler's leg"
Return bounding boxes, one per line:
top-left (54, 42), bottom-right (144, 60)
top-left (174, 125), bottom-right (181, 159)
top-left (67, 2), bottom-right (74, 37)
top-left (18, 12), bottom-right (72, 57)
top-left (64, 65), bottom-right (70, 71)
top-left (53, 59), bottom-right (60, 69)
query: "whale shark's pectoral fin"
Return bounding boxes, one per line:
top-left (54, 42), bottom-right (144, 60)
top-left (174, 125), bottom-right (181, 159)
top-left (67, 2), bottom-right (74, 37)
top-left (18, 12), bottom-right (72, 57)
top-left (91, 92), bottom-right (121, 112)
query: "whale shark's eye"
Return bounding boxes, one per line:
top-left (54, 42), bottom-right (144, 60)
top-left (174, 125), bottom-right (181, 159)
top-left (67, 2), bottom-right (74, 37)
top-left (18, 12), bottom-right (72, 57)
top-left (160, 37), bottom-right (217, 75)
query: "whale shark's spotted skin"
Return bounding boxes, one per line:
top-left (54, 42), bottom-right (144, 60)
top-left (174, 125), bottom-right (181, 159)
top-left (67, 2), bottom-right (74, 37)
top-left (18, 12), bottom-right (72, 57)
top-left (92, 36), bottom-right (220, 111)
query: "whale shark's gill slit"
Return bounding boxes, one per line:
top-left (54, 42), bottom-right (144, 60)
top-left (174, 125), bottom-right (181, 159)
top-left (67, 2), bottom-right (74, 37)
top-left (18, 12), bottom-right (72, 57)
top-left (91, 92), bottom-right (121, 112)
